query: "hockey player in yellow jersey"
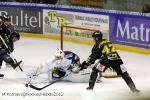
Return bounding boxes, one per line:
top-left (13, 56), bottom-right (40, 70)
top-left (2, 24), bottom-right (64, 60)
top-left (81, 31), bottom-right (140, 94)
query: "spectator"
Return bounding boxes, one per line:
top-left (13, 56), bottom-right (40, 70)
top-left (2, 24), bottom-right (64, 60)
top-left (142, 4), bottom-right (150, 13)
top-left (32, 0), bottom-right (58, 4)
top-left (0, 0), bottom-right (8, 2)
top-left (9, 0), bottom-right (16, 2)
top-left (16, 0), bottom-right (29, 2)
top-left (0, 0), bottom-right (16, 2)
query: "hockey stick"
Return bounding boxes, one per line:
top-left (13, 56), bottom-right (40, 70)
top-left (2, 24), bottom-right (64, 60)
top-left (10, 55), bottom-right (23, 71)
top-left (26, 64), bottom-right (58, 88)
top-left (25, 75), bottom-right (37, 87)
top-left (25, 66), bottom-right (44, 87)
top-left (0, 35), bottom-right (23, 71)
top-left (29, 71), bottom-right (72, 91)
top-left (29, 79), bottom-right (59, 90)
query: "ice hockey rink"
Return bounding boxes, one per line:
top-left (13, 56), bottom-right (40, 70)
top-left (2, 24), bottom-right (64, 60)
top-left (0, 36), bottom-right (150, 100)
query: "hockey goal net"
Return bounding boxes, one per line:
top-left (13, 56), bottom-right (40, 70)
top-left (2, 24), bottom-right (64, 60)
top-left (60, 25), bottom-right (100, 50)
top-left (60, 25), bottom-right (120, 78)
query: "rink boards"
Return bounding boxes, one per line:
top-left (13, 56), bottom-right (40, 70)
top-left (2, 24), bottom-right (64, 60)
top-left (0, 2), bottom-right (150, 54)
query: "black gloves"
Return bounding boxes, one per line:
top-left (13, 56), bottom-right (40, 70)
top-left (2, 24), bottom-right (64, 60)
top-left (11, 31), bottom-right (20, 42)
top-left (80, 61), bottom-right (90, 71)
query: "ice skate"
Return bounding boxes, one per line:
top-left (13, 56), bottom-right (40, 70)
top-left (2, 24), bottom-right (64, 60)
top-left (0, 74), bottom-right (4, 79)
top-left (132, 89), bottom-right (140, 95)
top-left (86, 86), bottom-right (93, 90)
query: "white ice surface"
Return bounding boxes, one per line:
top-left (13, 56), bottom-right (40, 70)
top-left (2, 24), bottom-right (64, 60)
top-left (0, 37), bottom-right (150, 100)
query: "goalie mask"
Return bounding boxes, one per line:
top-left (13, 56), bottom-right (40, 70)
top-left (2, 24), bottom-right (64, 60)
top-left (54, 49), bottom-right (64, 59)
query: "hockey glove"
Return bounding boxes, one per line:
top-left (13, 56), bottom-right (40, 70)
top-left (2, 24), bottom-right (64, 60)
top-left (11, 31), bottom-right (20, 42)
top-left (80, 61), bottom-right (90, 71)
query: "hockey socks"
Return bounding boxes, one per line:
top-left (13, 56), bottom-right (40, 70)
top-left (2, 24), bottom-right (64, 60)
top-left (87, 67), bottom-right (99, 90)
top-left (122, 72), bottom-right (140, 94)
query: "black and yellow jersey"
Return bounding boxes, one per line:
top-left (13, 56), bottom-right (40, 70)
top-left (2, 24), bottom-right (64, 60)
top-left (87, 39), bottom-right (120, 64)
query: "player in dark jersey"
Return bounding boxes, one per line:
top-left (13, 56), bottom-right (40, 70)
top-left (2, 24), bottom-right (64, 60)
top-left (81, 31), bottom-right (140, 94)
top-left (0, 15), bottom-right (22, 78)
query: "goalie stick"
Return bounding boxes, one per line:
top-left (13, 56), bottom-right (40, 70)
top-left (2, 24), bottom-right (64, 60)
top-left (0, 35), bottom-right (23, 71)
top-left (28, 71), bottom-right (72, 91)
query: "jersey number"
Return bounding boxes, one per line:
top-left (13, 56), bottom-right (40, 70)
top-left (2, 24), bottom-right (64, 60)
top-left (102, 44), bottom-right (117, 59)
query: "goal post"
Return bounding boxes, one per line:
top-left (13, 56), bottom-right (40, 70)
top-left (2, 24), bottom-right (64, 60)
top-left (60, 25), bottom-right (100, 50)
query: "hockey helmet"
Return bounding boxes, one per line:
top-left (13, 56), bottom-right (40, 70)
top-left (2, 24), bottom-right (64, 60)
top-left (0, 15), bottom-right (11, 22)
top-left (0, 15), bottom-right (11, 27)
top-left (92, 31), bottom-right (103, 41)
top-left (54, 49), bottom-right (64, 59)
